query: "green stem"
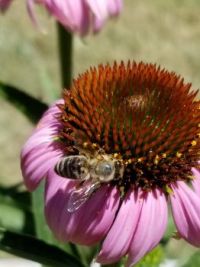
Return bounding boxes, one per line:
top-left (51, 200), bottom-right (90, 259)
top-left (57, 23), bottom-right (73, 89)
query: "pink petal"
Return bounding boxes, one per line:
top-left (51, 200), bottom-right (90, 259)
top-left (0, 0), bottom-right (13, 12)
top-left (42, 0), bottom-right (90, 35)
top-left (86, 0), bottom-right (108, 20)
top-left (86, 0), bottom-right (122, 33)
top-left (192, 167), bottom-right (200, 196)
top-left (45, 169), bottom-right (120, 245)
top-left (87, 0), bottom-right (109, 32)
top-left (170, 181), bottom-right (200, 247)
top-left (21, 101), bottom-right (63, 191)
top-left (106, 0), bottom-right (123, 16)
top-left (26, 0), bottom-right (38, 27)
top-left (21, 143), bottom-right (62, 191)
top-left (126, 189), bottom-right (168, 267)
top-left (97, 189), bottom-right (143, 264)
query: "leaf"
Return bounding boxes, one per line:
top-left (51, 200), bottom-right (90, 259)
top-left (0, 82), bottom-right (48, 123)
top-left (0, 228), bottom-right (85, 267)
top-left (0, 183), bottom-right (31, 211)
top-left (134, 246), bottom-right (164, 267)
top-left (0, 183), bottom-right (34, 233)
top-left (0, 203), bottom-right (25, 232)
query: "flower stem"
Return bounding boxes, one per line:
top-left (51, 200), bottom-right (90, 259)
top-left (57, 22), bottom-right (73, 89)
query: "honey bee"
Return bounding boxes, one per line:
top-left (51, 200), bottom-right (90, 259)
top-left (55, 150), bottom-right (124, 213)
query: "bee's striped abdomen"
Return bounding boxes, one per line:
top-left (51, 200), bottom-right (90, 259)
top-left (55, 155), bottom-right (89, 180)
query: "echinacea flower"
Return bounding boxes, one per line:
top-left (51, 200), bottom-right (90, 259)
top-left (0, 0), bottom-right (13, 12)
top-left (1, 0), bottom-right (122, 35)
top-left (21, 62), bottom-right (200, 266)
top-left (27, 0), bottom-right (123, 35)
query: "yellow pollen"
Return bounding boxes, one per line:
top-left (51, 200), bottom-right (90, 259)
top-left (191, 140), bottom-right (197, 146)
top-left (92, 143), bottom-right (98, 149)
top-left (113, 153), bottom-right (121, 159)
top-left (83, 142), bottom-right (89, 148)
top-left (53, 136), bottom-right (60, 141)
top-left (198, 123), bottom-right (200, 128)
top-left (127, 159), bottom-right (132, 164)
top-left (154, 155), bottom-right (160, 164)
top-left (162, 153), bottom-right (167, 158)
top-left (176, 152), bottom-right (182, 158)
top-left (197, 133), bottom-right (200, 138)
top-left (188, 175), bottom-right (195, 180)
top-left (137, 157), bottom-right (144, 163)
top-left (164, 185), bottom-right (173, 195)
top-left (124, 159), bottom-right (132, 165)
top-left (119, 186), bottom-right (125, 197)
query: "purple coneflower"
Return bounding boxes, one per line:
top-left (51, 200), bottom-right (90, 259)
top-left (21, 62), bottom-right (200, 266)
top-left (27, 0), bottom-right (123, 35)
top-left (1, 0), bottom-right (122, 35)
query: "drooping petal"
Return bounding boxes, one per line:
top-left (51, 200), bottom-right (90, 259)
top-left (106, 0), bottom-right (123, 16)
top-left (45, 169), bottom-right (120, 245)
top-left (86, 0), bottom-right (123, 32)
top-left (0, 0), bottom-right (13, 12)
top-left (86, 0), bottom-right (122, 18)
top-left (126, 189), bottom-right (168, 267)
top-left (191, 167), bottom-right (200, 196)
top-left (21, 101), bottom-right (63, 191)
top-left (26, 0), bottom-right (39, 27)
top-left (97, 189), bottom-right (143, 264)
top-left (27, 0), bottom-right (123, 35)
top-left (86, 0), bottom-right (108, 21)
top-left (170, 181), bottom-right (200, 247)
top-left (41, 0), bottom-right (90, 35)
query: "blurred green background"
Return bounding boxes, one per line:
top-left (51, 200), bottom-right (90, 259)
top-left (0, 0), bottom-right (200, 265)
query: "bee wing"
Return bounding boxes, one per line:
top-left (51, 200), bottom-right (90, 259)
top-left (67, 181), bottom-right (100, 213)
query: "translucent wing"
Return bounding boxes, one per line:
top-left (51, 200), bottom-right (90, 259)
top-left (67, 181), bottom-right (100, 213)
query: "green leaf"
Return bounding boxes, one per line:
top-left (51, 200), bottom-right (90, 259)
top-left (32, 183), bottom-right (55, 243)
top-left (134, 246), bottom-right (164, 267)
top-left (0, 183), bottom-right (34, 233)
top-left (0, 228), bottom-right (85, 267)
top-left (104, 246), bottom-right (164, 267)
top-left (182, 251), bottom-right (200, 267)
top-left (0, 82), bottom-right (48, 123)
top-left (0, 203), bottom-right (25, 232)
top-left (0, 183), bottom-right (31, 211)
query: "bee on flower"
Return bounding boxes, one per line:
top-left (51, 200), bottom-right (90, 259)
top-left (55, 148), bottom-right (124, 212)
top-left (21, 62), bottom-right (200, 266)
